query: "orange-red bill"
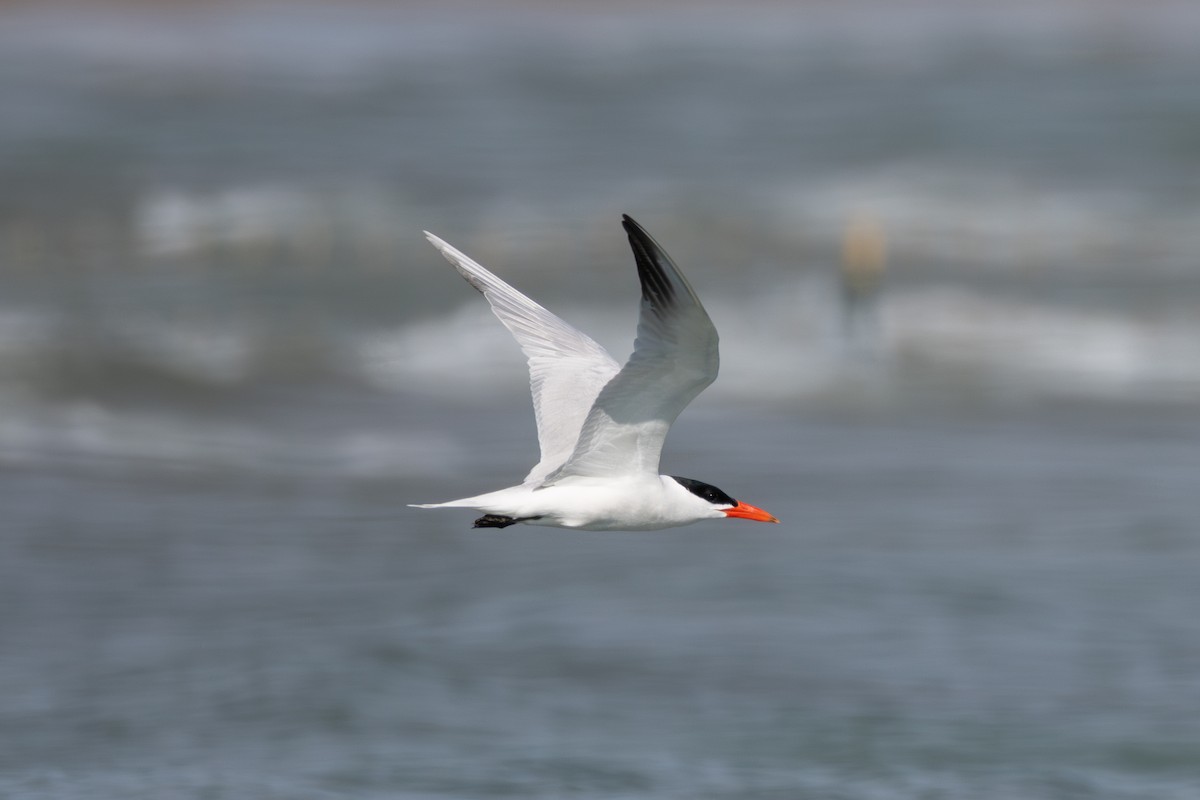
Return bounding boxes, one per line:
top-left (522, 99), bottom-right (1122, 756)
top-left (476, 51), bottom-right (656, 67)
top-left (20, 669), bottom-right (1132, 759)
top-left (723, 501), bottom-right (779, 524)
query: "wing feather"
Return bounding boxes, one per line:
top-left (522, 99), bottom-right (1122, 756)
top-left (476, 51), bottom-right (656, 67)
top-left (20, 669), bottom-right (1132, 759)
top-left (549, 216), bottom-right (719, 480)
top-left (424, 233), bottom-right (621, 485)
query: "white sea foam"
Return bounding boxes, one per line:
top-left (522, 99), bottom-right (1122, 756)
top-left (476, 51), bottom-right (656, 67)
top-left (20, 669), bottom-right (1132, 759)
top-left (0, 396), bottom-right (466, 479)
top-left (133, 184), bottom-right (406, 259)
top-left (357, 282), bottom-right (1200, 407)
top-left (882, 288), bottom-right (1200, 402)
top-left (111, 317), bottom-right (257, 384)
top-left (774, 165), bottom-right (1200, 275)
top-left (135, 186), bottom-right (317, 257)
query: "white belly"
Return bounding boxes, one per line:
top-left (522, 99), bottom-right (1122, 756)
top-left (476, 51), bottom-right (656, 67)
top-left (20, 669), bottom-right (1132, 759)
top-left (472, 477), bottom-right (701, 531)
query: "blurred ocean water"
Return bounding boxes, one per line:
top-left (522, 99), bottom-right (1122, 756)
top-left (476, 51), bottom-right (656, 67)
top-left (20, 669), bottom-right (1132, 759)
top-left (1, 2), bottom-right (1199, 798)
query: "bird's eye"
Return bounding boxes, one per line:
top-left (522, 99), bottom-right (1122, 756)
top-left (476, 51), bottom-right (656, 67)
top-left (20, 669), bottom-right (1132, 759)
top-left (672, 476), bottom-right (737, 507)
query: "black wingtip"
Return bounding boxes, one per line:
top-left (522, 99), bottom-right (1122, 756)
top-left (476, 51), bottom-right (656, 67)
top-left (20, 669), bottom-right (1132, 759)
top-left (621, 214), bottom-right (678, 309)
top-left (621, 214), bottom-right (652, 241)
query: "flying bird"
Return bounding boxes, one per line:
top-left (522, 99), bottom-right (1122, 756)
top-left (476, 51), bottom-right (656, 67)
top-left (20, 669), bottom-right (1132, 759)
top-left (411, 215), bottom-right (778, 531)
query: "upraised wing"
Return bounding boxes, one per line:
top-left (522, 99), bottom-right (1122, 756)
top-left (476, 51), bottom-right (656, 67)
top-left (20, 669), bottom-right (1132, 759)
top-left (548, 215), bottom-right (719, 480)
top-left (424, 233), bottom-right (621, 485)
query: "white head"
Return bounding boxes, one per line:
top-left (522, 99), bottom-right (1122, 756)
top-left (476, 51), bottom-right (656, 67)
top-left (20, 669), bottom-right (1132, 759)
top-left (667, 476), bottom-right (779, 524)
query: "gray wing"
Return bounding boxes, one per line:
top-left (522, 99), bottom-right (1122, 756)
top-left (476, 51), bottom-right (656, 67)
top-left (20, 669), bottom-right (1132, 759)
top-left (425, 233), bottom-right (622, 485)
top-left (548, 215), bottom-right (719, 480)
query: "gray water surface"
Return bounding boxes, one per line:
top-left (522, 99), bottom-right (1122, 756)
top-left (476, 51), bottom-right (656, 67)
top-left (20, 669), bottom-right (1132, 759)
top-left (4, 399), bottom-right (1200, 798)
top-left (2, 3), bottom-right (1199, 797)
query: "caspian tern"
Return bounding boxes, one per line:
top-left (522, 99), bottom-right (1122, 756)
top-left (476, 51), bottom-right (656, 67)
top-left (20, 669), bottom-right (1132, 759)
top-left (410, 215), bottom-right (778, 531)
